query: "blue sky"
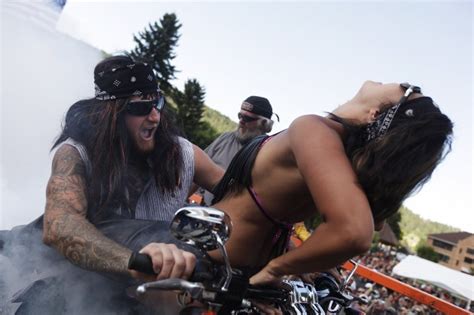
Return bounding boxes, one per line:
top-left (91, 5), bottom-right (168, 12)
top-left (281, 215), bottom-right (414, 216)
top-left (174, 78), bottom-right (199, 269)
top-left (58, 1), bottom-right (472, 232)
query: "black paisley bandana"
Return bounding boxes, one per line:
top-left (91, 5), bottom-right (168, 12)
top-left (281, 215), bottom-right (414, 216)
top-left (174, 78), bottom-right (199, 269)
top-left (94, 63), bottom-right (158, 100)
top-left (366, 83), bottom-right (423, 142)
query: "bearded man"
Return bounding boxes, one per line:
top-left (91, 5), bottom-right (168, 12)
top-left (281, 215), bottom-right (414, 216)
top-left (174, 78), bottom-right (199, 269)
top-left (202, 96), bottom-right (278, 204)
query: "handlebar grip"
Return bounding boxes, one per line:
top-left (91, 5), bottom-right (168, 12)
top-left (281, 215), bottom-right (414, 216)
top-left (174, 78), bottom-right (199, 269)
top-left (128, 251), bottom-right (214, 280)
top-left (128, 252), bottom-right (156, 275)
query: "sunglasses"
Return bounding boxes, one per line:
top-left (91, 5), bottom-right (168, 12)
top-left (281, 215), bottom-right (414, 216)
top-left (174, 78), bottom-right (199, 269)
top-left (238, 112), bottom-right (260, 123)
top-left (126, 96), bottom-right (165, 116)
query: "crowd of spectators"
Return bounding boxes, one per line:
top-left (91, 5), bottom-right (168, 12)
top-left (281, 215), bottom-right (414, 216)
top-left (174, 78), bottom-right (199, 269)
top-left (341, 244), bottom-right (473, 314)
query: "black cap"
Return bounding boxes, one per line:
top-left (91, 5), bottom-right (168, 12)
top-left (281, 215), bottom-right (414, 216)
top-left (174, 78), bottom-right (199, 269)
top-left (241, 96), bottom-right (273, 119)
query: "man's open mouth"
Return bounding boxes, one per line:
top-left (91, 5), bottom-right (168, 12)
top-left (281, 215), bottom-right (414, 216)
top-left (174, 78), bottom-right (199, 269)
top-left (140, 127), bottom-right (156, 140)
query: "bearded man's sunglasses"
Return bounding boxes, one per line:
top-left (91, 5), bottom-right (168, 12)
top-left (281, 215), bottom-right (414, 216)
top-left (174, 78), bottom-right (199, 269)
top-left (238, 113), bottom-right (260, 123)
top-left (126, 95), bottom-right (165, 116)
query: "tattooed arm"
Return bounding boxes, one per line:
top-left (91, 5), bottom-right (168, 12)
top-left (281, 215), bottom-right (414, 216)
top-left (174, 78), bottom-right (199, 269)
top-left (43, 144), bottom-right (132, 275)
top-left (43, 144), bottom-right (197, 280)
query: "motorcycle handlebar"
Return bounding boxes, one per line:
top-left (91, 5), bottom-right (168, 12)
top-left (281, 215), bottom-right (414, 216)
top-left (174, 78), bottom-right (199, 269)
top-left (136, 278), bottom-right (205, 299)
top-left (245, 286), bottom-right (287, 301)
top-left (128, 252), bottom-right (286, 298)
top-left (128, 252), bottom-right (360, 310)
top-left (128, 252), bottom-right (215, 282)
top-left (128, 252), bottom-right (156, 275)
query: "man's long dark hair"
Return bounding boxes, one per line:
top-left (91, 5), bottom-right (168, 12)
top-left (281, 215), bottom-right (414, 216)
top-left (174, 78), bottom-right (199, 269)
top-left (52, 56), bottom-right (184, 220)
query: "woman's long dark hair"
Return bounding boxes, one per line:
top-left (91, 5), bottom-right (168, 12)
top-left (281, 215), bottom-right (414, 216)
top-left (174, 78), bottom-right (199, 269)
top-left (52, 56), bottom-right (184, 220)
top-left (331, 97), bottom-right (453, 222)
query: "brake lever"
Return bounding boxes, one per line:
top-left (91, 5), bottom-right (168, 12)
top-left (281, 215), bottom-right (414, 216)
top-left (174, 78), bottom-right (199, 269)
top-left (136, 278), bottom-right (205, 299)
top-left (341, 259), bottom-right (359, 290)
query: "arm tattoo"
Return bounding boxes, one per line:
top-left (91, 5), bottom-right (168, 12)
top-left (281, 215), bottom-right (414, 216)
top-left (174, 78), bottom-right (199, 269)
top-left (44, 145), bottom-right (131, 274)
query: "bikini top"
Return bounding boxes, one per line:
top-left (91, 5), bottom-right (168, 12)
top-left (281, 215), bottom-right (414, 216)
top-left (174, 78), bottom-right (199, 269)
top-left (212, 132), bottom-right (293, 258)
top-left (247, 186), bottom-right (293, 249)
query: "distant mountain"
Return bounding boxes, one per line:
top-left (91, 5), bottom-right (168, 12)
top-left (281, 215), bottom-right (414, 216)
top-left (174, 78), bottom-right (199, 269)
top-left (165, 94), bottom-right (237, 141)
top-left (399, 206), bottom-right (460, 251)
top-left (202, 106), bottom-right (237, 134)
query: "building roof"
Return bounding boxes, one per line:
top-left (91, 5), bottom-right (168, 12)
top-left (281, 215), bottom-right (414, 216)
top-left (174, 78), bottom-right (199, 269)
top-left (378, 224), bottom-right (399, 246)
top-left (428, 232), bottom-right (473, 245)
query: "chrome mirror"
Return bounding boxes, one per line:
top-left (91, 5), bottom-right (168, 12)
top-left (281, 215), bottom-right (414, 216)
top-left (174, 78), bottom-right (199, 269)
top-left (170, 206), bottom-right (232, 251)
top-left (170, 206), bottom-right (233, 291)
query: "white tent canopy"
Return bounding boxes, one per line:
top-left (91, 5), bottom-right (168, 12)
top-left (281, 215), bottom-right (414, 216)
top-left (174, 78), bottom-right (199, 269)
top-left (392, 255), bottom-right (474, 301)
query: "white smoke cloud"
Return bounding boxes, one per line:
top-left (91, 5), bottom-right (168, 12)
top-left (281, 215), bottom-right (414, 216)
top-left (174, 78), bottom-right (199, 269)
top-left (0, 2), bottom-right (120, 313)
top-left (1, 0), bottom-right (103, 229)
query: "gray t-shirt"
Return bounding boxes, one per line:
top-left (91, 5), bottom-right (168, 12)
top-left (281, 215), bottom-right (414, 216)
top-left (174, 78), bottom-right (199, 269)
top-left (60, 137), bottom-right (195, 222)
top-left (203, 131), bottom-right (244, 204)
top-left (204, 131), bottom-right (243, 169)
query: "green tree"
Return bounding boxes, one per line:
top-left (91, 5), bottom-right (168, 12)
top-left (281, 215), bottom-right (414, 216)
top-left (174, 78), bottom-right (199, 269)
top-left (129, 13), bottom-right (181, 92)
top-left (399, 206), bottom-right (459, 251)
top-left (416, 243), bottom-right (440, 262)
top-left (387, 211), bottom-right (403, 240)
top-left (172, 79), bottom-right (209, 146)
top-left (128, 13), bottom-right (235, 147)
top-left (305, 213), bottom-right (323, 231)
top-left (193, 121), bottom-right (220, 149)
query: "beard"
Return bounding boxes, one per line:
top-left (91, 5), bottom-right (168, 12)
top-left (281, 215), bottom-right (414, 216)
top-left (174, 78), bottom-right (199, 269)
top-left (236, 127), bottom-right (265, 144)
top-left (129, 133), bottom-right (156, 158)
